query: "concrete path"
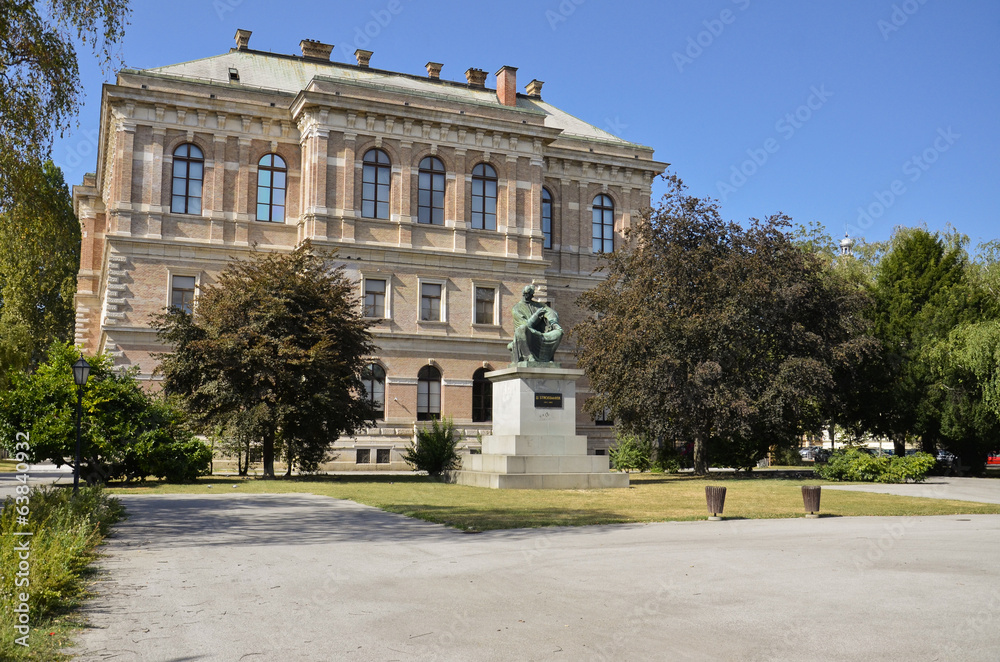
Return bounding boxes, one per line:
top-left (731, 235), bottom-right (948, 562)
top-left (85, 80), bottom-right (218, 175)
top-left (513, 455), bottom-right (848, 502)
top-left (69, 494), bottom-right (1000, 662)
top-left (824, 476), bottom-right (1000, 504)
top-left (0, 464), bottom-right (74, 499)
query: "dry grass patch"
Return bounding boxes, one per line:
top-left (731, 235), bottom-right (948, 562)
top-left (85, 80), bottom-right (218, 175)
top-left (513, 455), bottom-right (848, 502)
top-left (105, 473), bottom-right (1000, 531)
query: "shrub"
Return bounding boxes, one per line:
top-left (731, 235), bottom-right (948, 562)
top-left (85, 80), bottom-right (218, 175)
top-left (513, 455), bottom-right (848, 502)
top-left (772, 445), bottom-right (804, 467)
top-left (653, 443), bottom-right (682, 474)
top-left (609, 432), bottom-right (653, 473)
top-left (0, 486), bottom-right (124, 657)
top-left (403, 417), bottom-right (460, 477)
top-left (0, 341), bottom-right (207, 483)
top-left (817, 448), bottom-right (936, 483)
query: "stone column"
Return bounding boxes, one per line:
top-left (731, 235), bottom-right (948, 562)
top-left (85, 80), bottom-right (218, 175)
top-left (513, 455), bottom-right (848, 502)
top-left (396, 140), bottom-right (413, 248)
top-left (208, 135), bottom-right (228, 243)
top-left (109, 119), bottom-right (136, 235)
top-left (528, 156), bottom-right (544, 259)
top-left (299, 125), bottom-right (330, 240)
top-left (450, 148), bottom-right (467, 252)
top-left (504, 155), bottom-right (519, 257)
top-left (145, 127), bottom-right (165, 239)
top-left (338, 133), bottom-right (357, 242)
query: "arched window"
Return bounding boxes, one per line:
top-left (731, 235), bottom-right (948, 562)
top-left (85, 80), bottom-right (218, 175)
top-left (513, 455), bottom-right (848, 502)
top-left (471, 163), bottom-right (497, 230)
top-left (542, 187), bottom-right (553, 249)
top-left (362, 148), bottom-right (391, 219)
top-left (592, 194), bottom-right (615, 253)
top-left (362, 363), bottom-right (386, 420)
top-left (256, 154), bottom-right (286, 222)
top-left (417, 365), bottom-right (441, 421)
top-left (472, 368), bottom-right (492, 422)
top-left (418, 156), bottom-right (445, 225)
top-left (171, 144), bottom-right (204, 215)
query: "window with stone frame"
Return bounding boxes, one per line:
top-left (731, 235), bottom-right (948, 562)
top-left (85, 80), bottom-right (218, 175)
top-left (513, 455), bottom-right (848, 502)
top-left (170, 275), bottom-right (197, 315)
top-left (471, 163), bottom-right (497, 230)
top-left (256, 154), bottom-right (286, 222)
top-left (592, 194), bottom-right (615, 254)
top-left (542, 187), bottom-right (553, 249)
top-left (171, 144), bottom-right (204, 215)
top-left (417, 365), bottom-right (441, 421)
top-left (362, 148), bottom-right (391, 219)
top-left (474, 286), bottom-right (496, 325)
top-left (376, 448), bottom-right (391, 464)
top-left (362, 363), bottom-right (386, 420)
top-left (363, 278), bottom-right (387, 318)
top-left (472, 368), bottom-right (492, 422)
top-left (418, 156), bottom-right (446, 225)
top-left (420, 282), bottom-right (443, 322)
top-left (356, 448), bottom-right (371, 464)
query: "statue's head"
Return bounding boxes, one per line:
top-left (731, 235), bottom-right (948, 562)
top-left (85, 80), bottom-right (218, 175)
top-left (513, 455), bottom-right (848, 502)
top-left (522, 284), bottom-right (535, 301)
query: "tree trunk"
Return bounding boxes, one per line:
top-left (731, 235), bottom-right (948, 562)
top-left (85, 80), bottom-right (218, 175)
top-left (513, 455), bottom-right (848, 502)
top-left (261, 431), bottom-right (276, 478)
top-left (828, 422), bottom-right (836, 450)
top-left (893, 434), bottom-right (906, 457)
top-left (693, 434), bottom-right (708, 475)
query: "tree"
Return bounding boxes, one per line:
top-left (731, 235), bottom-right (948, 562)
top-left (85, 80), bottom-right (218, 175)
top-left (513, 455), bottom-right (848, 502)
top-left (156, 241), bottom-right (377, 478)
top-left (869, 227), bottom-right (984, 455)
top-left (0, 161), bottom-right (80, 381)
top-left (575, 175), bottom-right (876, 474)
top-left (0, 341), bottom-right (210, 482)
top-left (0, 0), bottom-right (130, 207)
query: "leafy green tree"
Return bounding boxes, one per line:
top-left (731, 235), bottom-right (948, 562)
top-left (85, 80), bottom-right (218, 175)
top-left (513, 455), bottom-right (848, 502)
top-left (869, 227), bottom-right (985, 455)
top-left (575, 175), bottom-right (876, 474)
top-left (0, 161), bottom-right (80, 381)
top-left (0, 0), bottom-right (130, 206)
top-left (156, 241), bottom-right (376, 479)
top-left (608, 431), bottom-right (653, 473)
top-left (0, 341), bottom-right (209, 482)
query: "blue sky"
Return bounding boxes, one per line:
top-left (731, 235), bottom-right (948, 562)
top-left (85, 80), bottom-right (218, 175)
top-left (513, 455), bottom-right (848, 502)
top-left (54, 0), bottom-right (999, 248)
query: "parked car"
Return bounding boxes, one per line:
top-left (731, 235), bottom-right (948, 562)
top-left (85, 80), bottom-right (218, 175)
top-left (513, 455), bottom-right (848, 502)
top-left (986, 453), bottom-right (999, 466)
top-left (936, 450), bottom-right (957, 467)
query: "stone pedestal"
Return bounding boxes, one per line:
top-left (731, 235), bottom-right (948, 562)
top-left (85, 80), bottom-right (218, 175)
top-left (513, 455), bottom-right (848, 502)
top-left (448, 366), bottom-right (629, 489)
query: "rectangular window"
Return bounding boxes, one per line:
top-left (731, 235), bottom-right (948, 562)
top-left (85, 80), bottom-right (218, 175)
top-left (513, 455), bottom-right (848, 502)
top-left (356, 449), bottom-right (371, 464)
top-left (171, 275), bottom-right (197, 314)
top-left (475, 287), bottom-right (496, 325)
top-left (595, 407), bottom-right (614, 426)
top-left (376, 448), bottom-right (391, 464)
top-left (364, 279), bottom-right (386, 318)
top-left (421, 282), bottom-right (442, 321)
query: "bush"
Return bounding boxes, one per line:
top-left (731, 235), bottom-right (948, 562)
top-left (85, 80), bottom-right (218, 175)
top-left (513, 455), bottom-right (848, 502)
top-left (403, 417), bottom-right (460, 477)
top-left (0, 486), bottom-right (124, 657)
top-left (816, 448), bottom-right (936, 483)
top-left (0, 341), bottom-right (206, 483)
top-left (772, 445), bottom-right (804, 467)
top-left (609, 432), bottom-right (653, 473)
top-left (653, 443), bottom-right (682, 474)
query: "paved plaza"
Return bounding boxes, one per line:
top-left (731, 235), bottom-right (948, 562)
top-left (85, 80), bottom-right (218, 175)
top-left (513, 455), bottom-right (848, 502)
top-left (68, 488), bottom-right (1000, 662)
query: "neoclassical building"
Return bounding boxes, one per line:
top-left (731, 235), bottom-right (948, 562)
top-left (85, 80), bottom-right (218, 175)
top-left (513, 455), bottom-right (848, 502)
top-left (73, 30), bottom-right (667, 469)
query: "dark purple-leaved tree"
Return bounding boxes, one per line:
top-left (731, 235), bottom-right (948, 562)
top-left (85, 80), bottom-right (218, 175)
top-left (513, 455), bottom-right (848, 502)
top-left (575, 175), bottom-right (877, 474)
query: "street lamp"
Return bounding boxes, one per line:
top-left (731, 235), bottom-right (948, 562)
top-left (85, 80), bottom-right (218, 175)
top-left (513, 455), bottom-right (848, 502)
top-left (72, 355), bottom-right (91, 495)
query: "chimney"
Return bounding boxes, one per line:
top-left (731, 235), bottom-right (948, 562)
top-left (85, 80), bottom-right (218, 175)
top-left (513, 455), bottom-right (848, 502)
top-left (495, 65), bottom-right (518, 107)
top-left (525, 79), bottom-right (544, 99)
top-left (234, 29), bottom-right (252, 51)
top-left (425, 61), bottom-right (443, 79)
top-left (300, 39), bottom-right (334, 61)
top-left (355, 49), bottom-right (373, 68)
top-left (465, 68), bottom-right (487, 88)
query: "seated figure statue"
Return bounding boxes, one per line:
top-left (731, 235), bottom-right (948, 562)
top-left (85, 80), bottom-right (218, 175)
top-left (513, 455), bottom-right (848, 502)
top-left (509, 284), bottom-right (563, 366)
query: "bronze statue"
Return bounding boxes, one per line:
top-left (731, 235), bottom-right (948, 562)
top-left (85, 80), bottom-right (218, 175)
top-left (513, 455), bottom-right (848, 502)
top-left (509, 284), bottom-right (563, 366)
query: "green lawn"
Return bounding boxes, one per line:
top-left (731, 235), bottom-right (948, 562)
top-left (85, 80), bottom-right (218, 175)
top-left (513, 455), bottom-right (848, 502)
top-left (105, 473), bottom-right (1000, 531)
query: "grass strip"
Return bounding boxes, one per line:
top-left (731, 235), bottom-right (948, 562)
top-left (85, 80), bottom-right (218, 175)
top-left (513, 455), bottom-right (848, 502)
top-left (106, 473), bottom-right (1000, 531)
top-left (0, 486), bottom-right (125, 661)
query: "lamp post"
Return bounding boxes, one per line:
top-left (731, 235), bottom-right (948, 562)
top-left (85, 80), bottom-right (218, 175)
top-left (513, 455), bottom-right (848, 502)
top-left (72, 355), bottom-right (91, 495)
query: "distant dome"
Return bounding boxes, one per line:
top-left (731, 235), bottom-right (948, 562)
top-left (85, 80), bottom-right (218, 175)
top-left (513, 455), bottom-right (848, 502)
top-left (839, 233), bottom-right (854, 257)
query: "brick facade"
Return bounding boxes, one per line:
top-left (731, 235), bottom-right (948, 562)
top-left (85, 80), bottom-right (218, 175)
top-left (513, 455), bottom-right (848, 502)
top-left (72, 31), bottom-right (667, 469)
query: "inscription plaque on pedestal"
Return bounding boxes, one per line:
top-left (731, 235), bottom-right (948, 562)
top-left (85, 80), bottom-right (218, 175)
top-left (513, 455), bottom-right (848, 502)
top-left (534, 393), bottom-right (562, 408)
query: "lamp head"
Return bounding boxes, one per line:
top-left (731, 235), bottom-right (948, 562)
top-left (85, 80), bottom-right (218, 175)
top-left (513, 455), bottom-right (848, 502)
top-left (72, 356), bottom-right (91, 386)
